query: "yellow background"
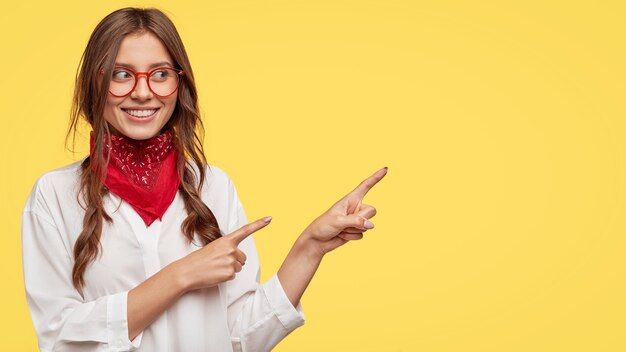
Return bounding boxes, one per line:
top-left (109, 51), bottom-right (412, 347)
top-left (1, 0), bottom-right (625, 351)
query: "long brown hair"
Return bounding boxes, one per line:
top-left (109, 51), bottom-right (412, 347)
top-left (66, 7), bottom-right (221, 296)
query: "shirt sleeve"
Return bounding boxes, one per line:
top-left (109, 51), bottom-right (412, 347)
top-left (222, 177), bottom-right (305, 352)
top-left (22, 207), bottom-right (143, 352)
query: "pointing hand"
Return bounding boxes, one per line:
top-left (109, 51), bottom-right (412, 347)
top-left (178, 216), bottom-right (272, 292)
top-left (301, 167), bottom-right (387, 255)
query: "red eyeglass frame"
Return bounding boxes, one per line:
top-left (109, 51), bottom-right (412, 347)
top-left (99, 66), bottom-right (186, 98)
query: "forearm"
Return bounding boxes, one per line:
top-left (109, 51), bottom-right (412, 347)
top-left (127, 261), bottom-right (187, 341)
top-left (277, 235), bottom-right (324, 307)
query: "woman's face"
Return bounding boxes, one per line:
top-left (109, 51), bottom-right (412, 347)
top-left (103, 31), bottom-right (178, 140)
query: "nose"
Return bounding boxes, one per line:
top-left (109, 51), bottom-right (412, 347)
top-left (130, 75), bottom-right (153, 100)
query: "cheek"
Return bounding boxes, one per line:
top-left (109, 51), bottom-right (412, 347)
top-left (165, 96), bottom-right (178, 110)
top-left (103, 97), bottom-right (123, 123)
top-left (162, 97), bottom-right (178, 119)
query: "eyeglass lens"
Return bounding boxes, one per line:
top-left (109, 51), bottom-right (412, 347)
top-left (109, 68), bottom-right (180, 97)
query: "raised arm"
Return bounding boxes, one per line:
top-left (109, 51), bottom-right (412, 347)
top-left (277, 167), bottom-right (388, 306)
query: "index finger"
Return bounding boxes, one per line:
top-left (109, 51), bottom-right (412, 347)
top-left (226, 216), bottom-right (273, 245)
top-left (346, 166), bottom-right (388, 200)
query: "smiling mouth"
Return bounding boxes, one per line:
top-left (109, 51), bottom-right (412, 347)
top-left (122, 108), bottom-right (160, 118)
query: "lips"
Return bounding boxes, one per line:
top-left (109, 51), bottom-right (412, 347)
top-left (122, 108), bottom-right (160, 118)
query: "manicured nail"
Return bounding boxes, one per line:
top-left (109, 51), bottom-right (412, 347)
top-left (264, 216), bottom-right (272, 223)
top-left (364, 220), bottom-right (375, 229)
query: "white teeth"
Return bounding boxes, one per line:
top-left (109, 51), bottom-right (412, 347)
top-left (124, 109), bottom-right (158, 117)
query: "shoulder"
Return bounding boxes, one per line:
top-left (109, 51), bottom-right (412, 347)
top-left (185, 160), bottom-right (236, 190)
top-left (185, 161), bottom-right (243, 208)
top-left (205, 163), bottom-right (233, 185)
top-left (23, 159), bottom-right (84, 216)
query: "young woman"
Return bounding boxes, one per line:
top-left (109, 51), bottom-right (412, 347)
top-left (21, 7), bottom-right (387, 352)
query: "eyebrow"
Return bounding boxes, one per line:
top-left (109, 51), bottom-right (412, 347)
top-left (114, 61), bottom-right (174, 69)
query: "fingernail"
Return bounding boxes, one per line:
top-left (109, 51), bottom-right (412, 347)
top-left (264, 216), bottom-right (272, 223)
top-left (364, 220), bottom-right (375, 229)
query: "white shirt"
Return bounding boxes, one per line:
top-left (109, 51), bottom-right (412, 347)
top-left (21, 159), bottom-right (305, 352)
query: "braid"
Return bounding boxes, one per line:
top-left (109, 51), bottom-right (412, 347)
top-left (179, 161), bottom-right (222, 245)
top-left (72, 158), bottom-right (112, 296)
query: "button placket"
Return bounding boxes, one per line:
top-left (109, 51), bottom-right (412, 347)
top-left (119, 197), bottom-right (171, 348)
top-left (122, 203), bottom-right (163, 277)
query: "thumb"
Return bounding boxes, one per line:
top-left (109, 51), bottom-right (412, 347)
top-left (336, 213), bottom-right (374, 231)
top-left (226, 216), bottom-right (273, 244)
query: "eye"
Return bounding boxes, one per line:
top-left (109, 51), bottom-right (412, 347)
top-left (151, 69), bottom-right (171, 80)
top-left (112, 69), bottom-right (133, 81)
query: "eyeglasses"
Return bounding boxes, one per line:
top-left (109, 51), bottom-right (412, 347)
top-left (103, 66), bottom-right (185, 98)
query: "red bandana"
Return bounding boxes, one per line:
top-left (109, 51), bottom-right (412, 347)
top-left (89, 130), bottom-right (180, 226)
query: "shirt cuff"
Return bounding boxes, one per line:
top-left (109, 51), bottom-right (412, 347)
top-left (262, 274), bottom-right (305, 331)
top-left (107, 291), bottom-right (143, 351)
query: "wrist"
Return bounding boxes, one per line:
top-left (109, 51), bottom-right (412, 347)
top-left (166, 259), bottom-right (192, 295)
top-left (294, 233), bottom-right (325, 262)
